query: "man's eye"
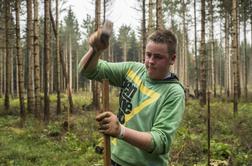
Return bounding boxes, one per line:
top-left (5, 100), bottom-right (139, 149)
top-left (154, 55), bottom-right (162, 59)
top-left (146, 52), bottom-right (151, 58)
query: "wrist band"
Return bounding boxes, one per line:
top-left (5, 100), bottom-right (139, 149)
top-left (118, 124), bottom-right (125, 139)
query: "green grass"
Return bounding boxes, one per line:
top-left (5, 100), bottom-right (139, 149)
top-left (0, 113), bottom-right (103, 166)
top-left (0, 92), bottom-right (103, 166)
top-left (0, 93), bottom-right (252, 165)
top-left (170, 99), bottom-right (252, 166)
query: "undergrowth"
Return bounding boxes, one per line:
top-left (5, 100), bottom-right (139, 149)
top-left (0, 92), bottom-right (251, 166)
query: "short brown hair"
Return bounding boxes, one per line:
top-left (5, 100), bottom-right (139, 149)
top-left (147, 29), bottom-right (177, 56)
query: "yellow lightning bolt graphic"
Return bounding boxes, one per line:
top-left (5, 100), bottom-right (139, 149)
top-left (112, 69), bottom-right (160, 145)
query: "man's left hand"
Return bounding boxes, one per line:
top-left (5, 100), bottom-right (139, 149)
top-left (96, 112), bottom-right (121, 137)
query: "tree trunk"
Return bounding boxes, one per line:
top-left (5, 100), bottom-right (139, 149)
top-left (0, 49), bottom-right (2, 97)
top-left (141, 0), bottom-right (146, 63)
top-left (40, 46), bottom-right (44, 92)
top-left (44, 0), bottom-right (50, 123)
top-left (3, 48), bottom-right (6, 96)
top-left (58, 42), bottom-right (73, 113)
top-left (10, 49), bottom-right (13, 97)
top-left (219, 18), bottom-right (223, 96)
top-left (76, 49), bottom-right (79, 91)
top-left (92, 0), bottom-right (102, 110)
top-left (194, 0), bottom-right (199, 97)
top-left (147, 0), bottom-right (154, 36)
top-left (156, 0), bottom-right (164, 30)
top-left (49, 26), bottom-right (53, 93)
top-left (224, 11), bottom-right (230, 98)
top-left (68, 34), bottom-right (73, 113)
top-left (209, 0), bottom-right (216, 97)
top-left (200, 0), bottom-right (207, 105)
top-left (34, 0), bottom-right (41, 119)
top-left (237, 5), bottom-right (241, 99)
top-left (15, 0), bottom-right (26, 125)
top-left (4, 0), bottom-right (10, 110)
top-left (182, 0), bottom-right (188, 88)
top-left (27, 0), bottom-right (35, 113)
top-left (243, 3), bottom-right (248, 101)
top-left (231, 0), bottom-right (238, 116)
top-left (15, 53), bottom-right (19, 97)
top-left (123, 42), bottom-right (127, 61)
top-left (56, 0), bottom-right (61, 114)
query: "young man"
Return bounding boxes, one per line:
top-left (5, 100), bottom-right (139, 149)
top-left (79, 28), bottom-right (185, 166)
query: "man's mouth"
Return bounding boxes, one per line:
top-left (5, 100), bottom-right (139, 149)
top-left (148, 66), bottom-right (156, 71)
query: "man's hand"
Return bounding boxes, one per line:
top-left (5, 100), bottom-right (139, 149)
top-left (89, 20), bottom-right (113, 52)
top-left (88, 29), bottom-right (108, 51)
top-left (78, 20), bottom-right (113, 72)
top-left (96, 112), bottom-right (155, 152)
top-left (96, 111), bottom-right (121, 137)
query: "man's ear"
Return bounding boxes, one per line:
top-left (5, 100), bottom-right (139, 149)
top-left (169, 54), bottom-right (176, 65)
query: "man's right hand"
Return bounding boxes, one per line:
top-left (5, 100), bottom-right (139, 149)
top-left (78, 21), bottom-right (112, 72)
top-left (89, 20), bottom-right (113, 52)
top-left (88, 29), bottom-right (109, 52)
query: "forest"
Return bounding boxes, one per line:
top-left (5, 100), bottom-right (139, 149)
top-left (0, 0), bottom-right (252, 165)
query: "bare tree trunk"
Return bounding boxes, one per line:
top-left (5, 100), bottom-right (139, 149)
top-left (142, 0), bottom-right (146, 63)
top-left (147, 0), bottom-right (154, 36)
top-left (59, 43), bottom-right (73, 112)
top-left (15, 53), bottom-right (19, 97)
top-left (156, 0), bottom-right (164, 30)
top-left (209, 0), bottom-right (216, 97)
top-left (176, 38), bottom-right (181, 79)
top-left (64, 44), bottom-right (67, 90)
top-left (40, 46), bottom-right (44, 92)
top-left (34, 0), bottom-right (41, 119)
top-left (243, 2), bottom-right (248, 101)
top-left (182, 0), bottom-right (188, 88)
top-left (0, 49), bottom-right (2, 97)
top-left (224, 11), bottom-right (230, 98)
top-left (10, 49), bottom-right (13, 97)
top-left (44, 0), bottom-right (50, 123)
top-left (49, 26), bottom-right (54, 93)
top-left (68, 34), bottom-right (73, 113)
top-left (15, 0), bottom-right (26, 125)
top-left (56, 0), bottom-right (61, 114)
top-left (200, 0), bottom-right (207, 105)
top-left (27, 0), bottom-right (35, 113)
top-left (92, 0), bottom-right (102, 110)
top-left (123, 42), bottom-right (127, 61)
top-left (219, 18), bottom-right (223, 96)
top-left (76, 49), bottom-right (79, 91)
top-left (3, 48), bottom-right (6, 96)
top-left (194, 0), bottom-right (199, 97)
top-left (4, 0), bottom-right (10, 110)
top-left (237, 5), bottom-right (241, 99)
top-left (231, 0), bottom-right (238, 116)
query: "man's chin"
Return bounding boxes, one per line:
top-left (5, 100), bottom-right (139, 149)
top-left (148, 72), bottom-right (164, 80)
top-left (148, 72), bottom-right (157, 80)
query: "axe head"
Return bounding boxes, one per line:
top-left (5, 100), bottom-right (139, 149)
top-left (100, 20), bottom-right (113, 47)
top-left (78, 20), bottom-right (113, 72)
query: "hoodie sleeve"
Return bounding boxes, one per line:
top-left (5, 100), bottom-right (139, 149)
top-left (150, 85), bottom-right (185, 154)
top-left (84, 60), bottom-right (133, 87)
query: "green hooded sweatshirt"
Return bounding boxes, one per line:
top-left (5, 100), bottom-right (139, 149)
top-left (84, 60), bottom-right (185, 166)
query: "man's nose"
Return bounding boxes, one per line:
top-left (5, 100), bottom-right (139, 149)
top-left (149, 56), bottom-right (155, 64)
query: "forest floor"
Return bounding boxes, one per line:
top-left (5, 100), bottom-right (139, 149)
top-left (0, 91), bottom-right (252, 166)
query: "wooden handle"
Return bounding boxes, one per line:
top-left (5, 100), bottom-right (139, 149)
top-left (102, 79), bottom-right (111, 166)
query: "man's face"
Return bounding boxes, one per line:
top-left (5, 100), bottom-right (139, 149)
top-left (144, 41), bottom-right (175, 80)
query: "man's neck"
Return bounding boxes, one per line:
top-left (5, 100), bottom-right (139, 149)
top-left (164, 72), bottom-right (171, 80)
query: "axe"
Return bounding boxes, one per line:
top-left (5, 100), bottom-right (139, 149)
top-left (78, 20), bottom-right (113, 72)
